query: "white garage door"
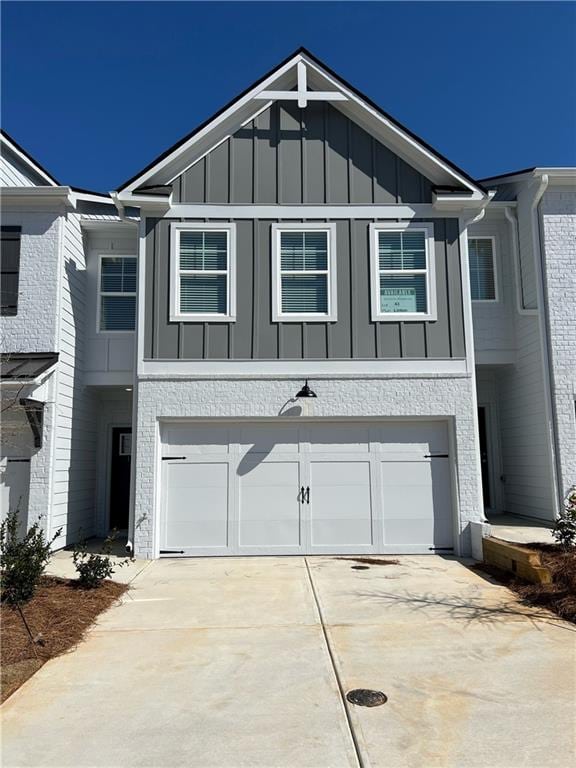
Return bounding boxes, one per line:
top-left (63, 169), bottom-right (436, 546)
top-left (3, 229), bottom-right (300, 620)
top-left (160, 421), bottom-right (454, 556)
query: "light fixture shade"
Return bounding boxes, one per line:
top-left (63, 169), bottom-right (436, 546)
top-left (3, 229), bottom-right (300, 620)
top-left (296, 379), bottom-right (317, 398)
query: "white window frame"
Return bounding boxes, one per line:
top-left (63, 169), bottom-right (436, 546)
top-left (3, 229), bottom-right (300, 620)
top-left (369, 221), bottom-right (437, 322)
top-left (97, 254), bottom-right (137, 334)
top-left (271, 222), bottom-right (337, 323)
top-left (468, 235), bottom-right (499, 303)
top-left (170, 222), bottom-right (236, 322)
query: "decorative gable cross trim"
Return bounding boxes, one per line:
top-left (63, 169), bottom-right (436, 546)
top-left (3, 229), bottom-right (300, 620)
top-left (254, 61), bottom-right (347, 108)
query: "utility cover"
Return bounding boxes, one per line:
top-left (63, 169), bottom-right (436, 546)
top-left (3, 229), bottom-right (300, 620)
top-left (346, 689), bottom-right (387, 707)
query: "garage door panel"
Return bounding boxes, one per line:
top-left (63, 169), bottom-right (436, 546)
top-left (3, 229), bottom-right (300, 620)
top-left (381, 459), bottom-right (452, 549)
top-left (238, 461), bottom-right (301, 548)
top-left (162, 424), bottom-right (230, 455)
top-left (310, 461), bottom-right (373, 547)
top-left (238, 425), bottom-right (299, 457)
top-left (377, 421), bottom-right (448, 455)
top-left (307, 425), bottom-right (370, 453)
top-left (164, 463), bottom-right (229, 549)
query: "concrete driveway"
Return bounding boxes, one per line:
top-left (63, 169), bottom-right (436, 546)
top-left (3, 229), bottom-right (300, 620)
top-left (2, 555), bottom-right (574, 768)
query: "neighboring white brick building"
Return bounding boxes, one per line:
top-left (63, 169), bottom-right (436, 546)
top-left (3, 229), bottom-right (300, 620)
top-left (541, 186), bottom-right (576, 502)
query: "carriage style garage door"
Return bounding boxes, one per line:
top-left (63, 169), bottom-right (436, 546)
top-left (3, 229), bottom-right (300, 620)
top-left (159, 421), bottom-right (454, 556)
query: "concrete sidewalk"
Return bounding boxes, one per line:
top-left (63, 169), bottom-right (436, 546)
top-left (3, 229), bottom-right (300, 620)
top-left (2, 555), bottom-right (574, 767)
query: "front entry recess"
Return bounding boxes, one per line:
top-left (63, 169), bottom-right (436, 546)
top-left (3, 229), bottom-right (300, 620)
top-left (109, 427), bottom-right (131, 530)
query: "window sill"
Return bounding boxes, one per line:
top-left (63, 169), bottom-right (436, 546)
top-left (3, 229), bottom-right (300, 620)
top-left (97, 329), bottom-right (136, 335)
top-left (169, 314), bottom-right (236, 323)
top-left (273, 314), bottom-right (337, 323)
top-left (371, 312), bottom-right (437, 322)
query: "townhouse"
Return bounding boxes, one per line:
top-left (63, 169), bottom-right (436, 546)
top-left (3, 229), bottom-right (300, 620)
top-left (1, 50), bottom-right (574, 558)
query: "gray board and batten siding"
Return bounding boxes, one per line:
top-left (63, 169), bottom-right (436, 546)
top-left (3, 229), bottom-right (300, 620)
top-left (144, 216), bottom-right (465, 361)
top-left (144, 102), bottom-right (466, 361)
top-left (172, 101), bottom-right (434, 205)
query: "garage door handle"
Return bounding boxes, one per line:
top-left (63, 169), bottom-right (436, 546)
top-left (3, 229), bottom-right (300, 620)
top-left (425, 454), bottom-right (449, 458)
top-left (300, 486), bottom-right (305, 502)
top-left (305, 486), bottom-right (310, 504)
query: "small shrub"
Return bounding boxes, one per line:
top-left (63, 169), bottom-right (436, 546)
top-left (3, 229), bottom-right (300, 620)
top-left (72, 533), bottom-right (131, 589)
top-left (553, 489), bottom-right (576, 550)
top-left (0, 512), bottom-right (62, 605)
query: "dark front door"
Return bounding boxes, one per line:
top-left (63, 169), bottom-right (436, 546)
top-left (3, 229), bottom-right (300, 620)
top-left (477, 408), bottom-right (491, 508)
top-left (110, 427), bottom-right (131, 530)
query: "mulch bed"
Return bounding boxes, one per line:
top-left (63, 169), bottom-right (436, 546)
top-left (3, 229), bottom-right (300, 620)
top-left (1, 576), bottom-right (127, 703)
top-left (475, 543), bottom-right (576, 624)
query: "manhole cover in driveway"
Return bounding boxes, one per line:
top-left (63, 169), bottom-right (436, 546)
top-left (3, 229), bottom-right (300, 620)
top-left (346, 689), bottom-right (387, 707)
top-left (351, 565), bottom-right (370, 570)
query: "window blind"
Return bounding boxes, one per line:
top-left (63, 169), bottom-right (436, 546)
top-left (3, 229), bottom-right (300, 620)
top-left (379, 231), bottom-right (426, 271)
top-left (100, 256), bottom-right (136, 331)
top-left (468, 238), bottom-right (496, 300)
top-left (178, 230), bottom-right (229, 315)
top-left (180, 231), bottom-right (227, 271)
top-left (279, 231), bottom-right (329, 314)
top-left (377, 229), bottom-right (428, 314)
top-left (180, 275), bottom-right (227, 313)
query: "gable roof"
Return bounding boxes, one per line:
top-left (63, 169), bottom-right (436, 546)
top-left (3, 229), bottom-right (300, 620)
top-left (1, 129), bottom-right (116, 203)
top-left (117, 47), bottom-right (487, 200)
top-left (1, 129), bottom-right (61, 186)
top-left (480, 167), bottom-right (576, 185)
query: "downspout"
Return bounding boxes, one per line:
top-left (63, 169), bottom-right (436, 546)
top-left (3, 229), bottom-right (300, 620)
top-left (504, 206), bottom-right (537, 316)
top-left (531, 174), bottom-right (562, 517)
top-left (460, 191), bottom-right (496, 527)
top-left (112, 191), bottom-right (140, 554)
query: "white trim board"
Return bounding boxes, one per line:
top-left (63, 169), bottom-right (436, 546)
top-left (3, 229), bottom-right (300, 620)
top-left (138, 359), bottom-right (469, 377)
top-left (160, 204), bottom-right (460, 220)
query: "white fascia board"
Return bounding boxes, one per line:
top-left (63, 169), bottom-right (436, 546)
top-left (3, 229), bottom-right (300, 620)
top-left (483, 168), bottom-right (576, 186)
top-left (70, 190), bottom-right (115, 206)
top-left (1, 186), bottom-right (75, 210)
top-left (301, 54), bottom-right (485, 197)
top-left (163, 204), bottom-right (442, 220)
top-left (1, 186), bottom-right (71, 199)
top-left (118, 56), bottom-right (302, 195)
top-left (115, 194), bottom-right (171, 213)
top-left (534, 168), bottom-right (576, 185)
top-left (80, 218), bottom-right (139, 233)
top-left (0, 134), bottom-right (59, 186)
top-left (433, 193), bottom-right (486, 209)
top-left (139, 359), bottom-right (468, 378)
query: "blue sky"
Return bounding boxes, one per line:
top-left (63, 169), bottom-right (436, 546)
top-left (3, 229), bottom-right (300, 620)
top-left (2, 1), bottom-right (575, 192)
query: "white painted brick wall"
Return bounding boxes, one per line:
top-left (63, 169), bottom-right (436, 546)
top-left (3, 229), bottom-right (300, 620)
top-left (541, 188), bottom-right (576, 499)
top-left (132, 374), bottom-right (482, 558)
top-left (0, 211), bottom-right (60, 354)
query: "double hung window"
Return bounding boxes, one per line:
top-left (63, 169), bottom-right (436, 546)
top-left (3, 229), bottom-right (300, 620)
top-left (370, 223), bottom-right (436, 321)
top-left (272, 223), bottom-right (337, 322)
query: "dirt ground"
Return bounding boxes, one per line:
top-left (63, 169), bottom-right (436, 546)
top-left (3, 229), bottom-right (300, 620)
top-left (1, 576), bottom-right (127, 702)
